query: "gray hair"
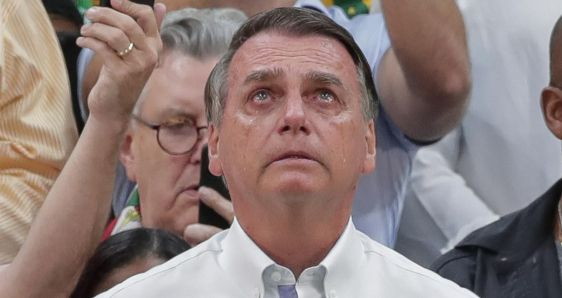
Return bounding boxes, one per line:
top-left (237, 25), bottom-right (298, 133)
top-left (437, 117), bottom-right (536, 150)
top-left (133, 7), bottom-right (247, 116)
top-left (205, 7), bottom-right (379, 127)
top-left (160, 7), bottom-right (247, 59)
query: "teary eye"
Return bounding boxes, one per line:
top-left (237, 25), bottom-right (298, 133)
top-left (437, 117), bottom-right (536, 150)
top-left (252, 90), bottom-right (270, 102)
top-left (318, 89), bottom-right (335, 102)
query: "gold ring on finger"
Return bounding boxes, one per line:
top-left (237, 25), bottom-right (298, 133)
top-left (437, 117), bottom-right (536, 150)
top-left (117, 42), bottom-right (134, 57)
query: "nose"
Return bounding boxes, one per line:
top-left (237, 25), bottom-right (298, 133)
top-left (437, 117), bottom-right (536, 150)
top-left (280, 93), bottom-right (309, 135)
top-left (189, 138), bottom-right (206, 164)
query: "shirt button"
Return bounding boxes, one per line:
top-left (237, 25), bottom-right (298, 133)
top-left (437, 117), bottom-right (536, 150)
top-left (271, 271), bottom-right (282, 282)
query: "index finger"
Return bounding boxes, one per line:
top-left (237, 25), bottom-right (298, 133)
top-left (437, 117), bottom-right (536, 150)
top-left (199, 187), bottom-right (234, 224)
top-left (110, 0), bottom-right (161, 38)
top-left (153, 3), bottom-right (167, 29)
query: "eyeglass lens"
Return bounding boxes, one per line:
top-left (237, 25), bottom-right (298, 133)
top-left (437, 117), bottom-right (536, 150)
top-left (158, 123), bottom-right (199, 154)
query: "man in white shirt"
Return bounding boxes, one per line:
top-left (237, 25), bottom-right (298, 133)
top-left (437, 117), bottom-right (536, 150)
top-left (110, 0), bottom-right (472, 248)
top-left (97, 7), bottom-right (476, 298)
top-left (395, 0), bottom-right (562, 267)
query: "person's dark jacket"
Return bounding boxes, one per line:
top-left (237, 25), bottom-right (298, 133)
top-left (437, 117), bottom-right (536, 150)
top-left (431, 179), bottom-right (562, 298)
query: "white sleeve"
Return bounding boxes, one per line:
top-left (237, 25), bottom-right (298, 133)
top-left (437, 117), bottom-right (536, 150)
top-left (409, 128), bottom-right (499, 251)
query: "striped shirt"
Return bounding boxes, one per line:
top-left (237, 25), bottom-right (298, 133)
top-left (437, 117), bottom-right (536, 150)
top-left (0, 0), bottom-right (78, 263)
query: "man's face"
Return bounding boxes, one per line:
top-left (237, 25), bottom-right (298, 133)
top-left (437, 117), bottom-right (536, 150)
top-left (122, 52), bottom-right (218, 236)
top-left (208, 32), bottom-right (376, 217)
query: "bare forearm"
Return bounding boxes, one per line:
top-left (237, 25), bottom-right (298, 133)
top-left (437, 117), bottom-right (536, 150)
top-left (378, 0), bottom-right (470, 141)
top-left (0, 1), bottom-right (164, 296)
top-left (0, 118), bottom-right (128, 297)
top-left (382, 0), bottom-right (470, 101)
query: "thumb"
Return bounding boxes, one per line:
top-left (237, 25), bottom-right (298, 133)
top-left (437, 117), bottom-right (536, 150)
top-left (183, 223), bottom-right (223, 247)
top-left (153, 3), bottom-right (167, 29)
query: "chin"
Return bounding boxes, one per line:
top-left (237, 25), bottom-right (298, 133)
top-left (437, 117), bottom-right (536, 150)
top-left (270, 180), bottom-right (323, 198)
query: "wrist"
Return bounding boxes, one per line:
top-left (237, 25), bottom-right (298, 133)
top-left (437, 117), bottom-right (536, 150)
top-left (84, 113), bottom-right (131, 138)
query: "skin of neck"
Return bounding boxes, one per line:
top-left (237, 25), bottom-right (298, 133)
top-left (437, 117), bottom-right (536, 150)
top-left (235, 192), bottom-right (353, 278)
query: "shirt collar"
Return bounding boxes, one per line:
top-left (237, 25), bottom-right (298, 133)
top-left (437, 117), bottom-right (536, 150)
top-left (320, 219), bottom-right (365, 295)
top-left (220, 218), bottom-right (365, 297)
top-left (220, 219), bottom-right (276, 296)
top-left (457, 179), bottom-right (562, 268)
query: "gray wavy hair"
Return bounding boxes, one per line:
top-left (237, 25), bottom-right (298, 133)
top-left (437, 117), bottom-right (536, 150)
top-left (160, 7), bottom-right (247, 59)
top-left (133, 8), bottom-right (247, 115)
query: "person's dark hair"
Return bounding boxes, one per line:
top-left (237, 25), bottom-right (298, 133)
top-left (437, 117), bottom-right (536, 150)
top-left (205, 7), bottom-right (379, 127)
top-left (42, 0), bottom-right (83, 29)
top-left (71, 228), bottom-right (190, 298)
top-left (550, 16), bottom-right (562, 87)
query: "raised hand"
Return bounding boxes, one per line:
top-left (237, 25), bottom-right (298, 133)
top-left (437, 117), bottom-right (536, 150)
top-left (77, 0), bottom-right (166, 126)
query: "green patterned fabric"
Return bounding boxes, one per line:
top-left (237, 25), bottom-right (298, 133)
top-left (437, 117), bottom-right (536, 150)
top-left (126, 186), bottom-right (140, 207)
top-left (110, 186), bottom-right (142, 236)
top-left (324, 0), bottom-right (371, 17)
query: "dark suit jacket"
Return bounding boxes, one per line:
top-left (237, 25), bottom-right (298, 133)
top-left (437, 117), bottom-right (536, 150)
top-left (431, 179), bottom-right (562, 298)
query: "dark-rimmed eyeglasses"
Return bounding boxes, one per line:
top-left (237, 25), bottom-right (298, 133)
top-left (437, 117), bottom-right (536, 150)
top-left (131, 114), bottom-right (208, 155)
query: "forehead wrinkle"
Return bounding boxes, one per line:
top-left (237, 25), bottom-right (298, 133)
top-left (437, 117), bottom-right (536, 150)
top-left (144, 97), bottom-right (203, 123)
top-left (250, 42), bottom-right (344, 66)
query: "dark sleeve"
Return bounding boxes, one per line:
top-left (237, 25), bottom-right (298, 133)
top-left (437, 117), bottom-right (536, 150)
top-left (430, 249), bottom-right (477, 291)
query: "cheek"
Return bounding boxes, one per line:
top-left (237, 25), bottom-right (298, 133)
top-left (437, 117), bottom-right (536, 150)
top-left (220, 126), bottom-right (251, 173)
top-left (218, 114), bottom-right (267, 183)
top-left (140, 155), bottom-right (182, 187)
top-left (139, 156), bottom-right (192, 209)
top-left (134, 135), bottom-right (169, 177)
top-left (325, 118), bottom-right (366, 171)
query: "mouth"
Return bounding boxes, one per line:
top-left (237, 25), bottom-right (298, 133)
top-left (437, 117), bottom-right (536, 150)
top-left (270, 150), bottom-right (318, 165)
top-left (177, 185), bottom-right (199, 198)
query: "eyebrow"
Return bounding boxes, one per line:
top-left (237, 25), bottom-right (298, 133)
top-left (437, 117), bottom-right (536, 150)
top-left (304, 71), bottom-right (343, 88)
top-left (243, 68), bottom-right (285, 85)
top-left (242, 69), bottom-right (344, 89)
top-left (157, 108), bottom-right (197, 120)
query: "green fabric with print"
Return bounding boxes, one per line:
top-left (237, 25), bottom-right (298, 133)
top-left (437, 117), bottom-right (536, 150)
top-left (127, 187), bottom-right (140, 207)
top-left (324, 0), bottom-right (371, 17)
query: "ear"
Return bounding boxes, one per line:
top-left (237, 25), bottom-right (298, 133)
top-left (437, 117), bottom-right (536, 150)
top-left (207, 124), bottom-right (224, 176)
top-left (541, 86), bottom-right (562, 139)
top-left (120, 130), bottom-right (138, 182)
top-left (362, 119), bottom-right (376, 174)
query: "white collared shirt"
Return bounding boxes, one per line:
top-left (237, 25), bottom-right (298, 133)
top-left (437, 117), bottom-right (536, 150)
top-left (96, 219), bottom-right (477, 298)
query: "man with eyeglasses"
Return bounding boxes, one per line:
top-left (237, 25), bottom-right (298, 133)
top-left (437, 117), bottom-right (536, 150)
top-left (103, 8), bottom-right (246, 245)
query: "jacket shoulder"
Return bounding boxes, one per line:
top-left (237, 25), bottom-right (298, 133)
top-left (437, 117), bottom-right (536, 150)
top-left (431, 246), bottom-right (479, 290)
